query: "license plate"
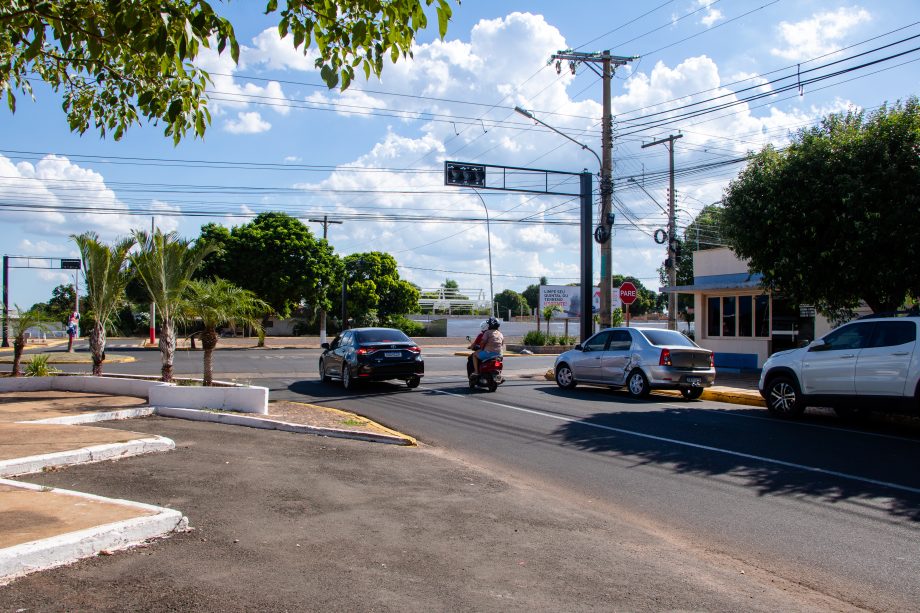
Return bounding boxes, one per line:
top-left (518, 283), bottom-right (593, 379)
top-left (384, 351), bottom-right (402, 357)
top-left (686, 376), bottom-right (702, 386)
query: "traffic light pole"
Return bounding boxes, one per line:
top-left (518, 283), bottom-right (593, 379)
top-left (444, 161), bottom-right (594, 340)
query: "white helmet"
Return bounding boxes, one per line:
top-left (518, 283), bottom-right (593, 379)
top-left (480, 321), bottom-right (489, 332)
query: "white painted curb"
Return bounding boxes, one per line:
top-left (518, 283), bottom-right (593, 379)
top-left (0, 376), bottom-right (268, 414)
top-left (25, 407), bottom-right (157, 425)
top-left (0, 436), bottom-right (175, 478)
top-left (155, 407), bottom-right (414, 446)
top-left (0, 478), bottom-right (188, 586)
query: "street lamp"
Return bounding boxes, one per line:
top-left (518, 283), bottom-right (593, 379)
top-left (471, 189), bottom-right (495, 317)
top-left (514, 106), bottom-right (612, 329)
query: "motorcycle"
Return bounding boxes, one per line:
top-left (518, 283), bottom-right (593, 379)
top-left (466, 335), bottom-right (504, 392)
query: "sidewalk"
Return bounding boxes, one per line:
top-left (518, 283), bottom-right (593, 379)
top-left (0, 388), bottom-right (416, 584)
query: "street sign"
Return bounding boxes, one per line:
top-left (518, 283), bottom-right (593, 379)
top-left (60, 259), bottom-right (81, 270)
top-left (618, 282), bottom-right (638, 305)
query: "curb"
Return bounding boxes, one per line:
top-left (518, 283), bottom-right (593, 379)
top-left (154, 406), bottom-right (417, 446)
top-left (0, 478), bottom-right (188, 586)
top-left (24, 407), bottom-right (157, 425)
top-left (0, 436), bottom-right (176, 478)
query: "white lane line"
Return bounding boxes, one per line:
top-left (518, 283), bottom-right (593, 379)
top-left (426, 387), bottom-right (920, 496)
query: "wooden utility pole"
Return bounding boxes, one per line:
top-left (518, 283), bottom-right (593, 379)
top-left (308, 216), bottom-right (343, 344)
top-left (549, 50), bottom-right (635, 328)
top-left (642, 134), bottom-right (683, 330)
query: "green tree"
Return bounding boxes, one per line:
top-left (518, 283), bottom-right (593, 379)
top-left (199, 213), bottom-right (340, 319)
top-left (4, 304), bottom-right (51, 377)
top-left (72, 232), bottom-right (136, 376)
top-left (2, 0), bottom-right (453, 143)
top-left (180, 278), bottom-right (270, 386)
top-left (39, 284), bottom-right (80, 326)
top-left (494, 289), bottom-right (528, 320)
top-left (611, 274), bottom-right (655, 317)
top-left (522, 276), bottom-right (548, 311)
top-left (722, 99), bottom-right (920, 314)
top-left (336, 252), bottom-right (419, 324)
top-left (131, 229), bottom-right (213, 382)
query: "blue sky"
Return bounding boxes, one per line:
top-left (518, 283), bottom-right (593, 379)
top-left (2, 0), bottom-right (918, 311)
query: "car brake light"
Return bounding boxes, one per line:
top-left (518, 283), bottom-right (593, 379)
top-left (408, 346), bottom-right (421, 353)
top-left (356, 347), bottom-right (371, 356)
top-left (709, 353), bottom-right (714, 368)
top-left (659, 348), bottom-right (672, 366)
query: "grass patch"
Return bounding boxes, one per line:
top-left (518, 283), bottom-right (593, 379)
top-left (341, 418), bottom-right (367, 426)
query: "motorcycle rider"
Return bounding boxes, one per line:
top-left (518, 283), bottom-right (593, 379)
top-left (471, 317), bottom-right (504, 376)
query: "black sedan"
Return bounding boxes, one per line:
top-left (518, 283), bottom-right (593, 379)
top-left (319, 327), bottom-right (424, 390)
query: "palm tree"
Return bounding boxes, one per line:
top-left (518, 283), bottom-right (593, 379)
top-left (5, 304), bottom-right (51, 377)
top-left (131, 229), bottom-right (213, 382)
top-left (181, 278), bottom-right (270, 386)
top-left (72, 232), bottom-right (136, 376)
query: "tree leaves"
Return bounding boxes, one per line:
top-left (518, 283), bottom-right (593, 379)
top-left (722, 98), bottom-right (920, 313)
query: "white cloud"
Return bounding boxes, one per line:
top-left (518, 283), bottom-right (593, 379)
top-left (771, 6), bottom-right (872, 61)
top-left (305, 88), bottom-right (388, 118)
top-left (240, 29), bottom-right (319, 73)
top-left (697, 0), bottom-right (724, 27)
top-left (224, 111), bottom-right (272, 134)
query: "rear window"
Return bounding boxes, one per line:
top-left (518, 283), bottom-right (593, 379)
top-left (640, 329), bottom-right (698, 348)
top-left (355, 329), bottom-right (411, 343)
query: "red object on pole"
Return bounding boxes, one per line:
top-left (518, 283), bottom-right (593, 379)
top-left (618, 282), bottom-right (638, 305)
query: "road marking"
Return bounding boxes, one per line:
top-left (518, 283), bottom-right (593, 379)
top-left (426, 387), bottom-right (920, 496)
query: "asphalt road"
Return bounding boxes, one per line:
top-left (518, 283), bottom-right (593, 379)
top-left (39, 343), bottom-right (920, 609)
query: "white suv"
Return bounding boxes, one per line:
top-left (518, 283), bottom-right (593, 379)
top-left (759, 313), bottom-right (920, 418)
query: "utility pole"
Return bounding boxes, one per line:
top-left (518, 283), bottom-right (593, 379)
top-left (309, 216), bottom-right (343, 344)
top-left (549, 50), bottom-right (634, 328)
top-left (642, 134), bottom-right (683, 331)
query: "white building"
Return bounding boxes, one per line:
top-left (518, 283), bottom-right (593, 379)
top-left (663, 248), bottom-right (833, 370)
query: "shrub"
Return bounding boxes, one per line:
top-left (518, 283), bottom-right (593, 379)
top-left (523, 330), bottom-right (547, 346)
top-left (24, 354), bottom-right (58, 377)
top-left (385, 315), bottom-right (426, 337)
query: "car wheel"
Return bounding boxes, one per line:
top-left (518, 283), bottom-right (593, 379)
top-left (555, 363), bottom-right (577, 390)
top-left (627, 369), bottom-right (651, 398)
top-left (765, 375), bottom-right (805, 417)
top-left (680, 387), bottom-right (704, 400)
top-left (406, 375), bottom-right (420, 389)
top-left (342, 365), bottom-right (354, 390)
top-left (319, 360), bottom-right (331, 383)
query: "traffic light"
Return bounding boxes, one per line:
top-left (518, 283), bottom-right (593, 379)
top-left (444, 162), bottom-right (486, 187)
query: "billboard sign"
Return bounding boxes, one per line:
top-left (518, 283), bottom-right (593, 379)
top-left (539, 285), bottom-right (601, 318)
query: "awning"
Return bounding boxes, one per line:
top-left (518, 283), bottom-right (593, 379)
top-left (660, 272), bottom-right (764, 293)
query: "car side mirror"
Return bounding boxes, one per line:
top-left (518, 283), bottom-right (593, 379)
top-left (321, 342), bottom-right (330, 349)
top-left (574, 343), bottom-right (583, 351)
top-left (807, 339), bottom-right (825, 351)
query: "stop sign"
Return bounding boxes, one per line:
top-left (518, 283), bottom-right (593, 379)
top-left (619, 282), bottom-right (638, 305)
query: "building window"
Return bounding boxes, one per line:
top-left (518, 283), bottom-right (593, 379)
top-left (706, 294), bottom-right (770, 338)
top-left (722, 297), bottom-right (736, 337)
top-left (707, 297), bottom-right (720, 337)
top-left (755, 295), bottom-right (770, 337)
top-left (739, 296), bottom-right (753, 337)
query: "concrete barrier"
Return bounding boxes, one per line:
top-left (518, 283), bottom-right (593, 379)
top-left (0, 376), bottom-right (268, 414)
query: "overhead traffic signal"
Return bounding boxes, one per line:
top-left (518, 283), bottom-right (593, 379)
top-left (444, 162), bottom-right (486, 187)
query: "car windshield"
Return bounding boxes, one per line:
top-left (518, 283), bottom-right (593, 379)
top-left (640, 329), bottom-right (698, 348)
top-left (355, 329), bottom-right (411, 344)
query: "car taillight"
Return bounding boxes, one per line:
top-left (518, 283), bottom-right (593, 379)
top-left (659, 348), bottom-right (672, 366)
top-left (709, 353), bottom-right (714, 368)
top-left (356, 347), bottom-right (371, 356)
top-left (407, 346), bottom-right (421, 353)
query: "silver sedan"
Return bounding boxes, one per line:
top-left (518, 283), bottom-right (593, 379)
top-left (553, 327), bottom-right (716, 399)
